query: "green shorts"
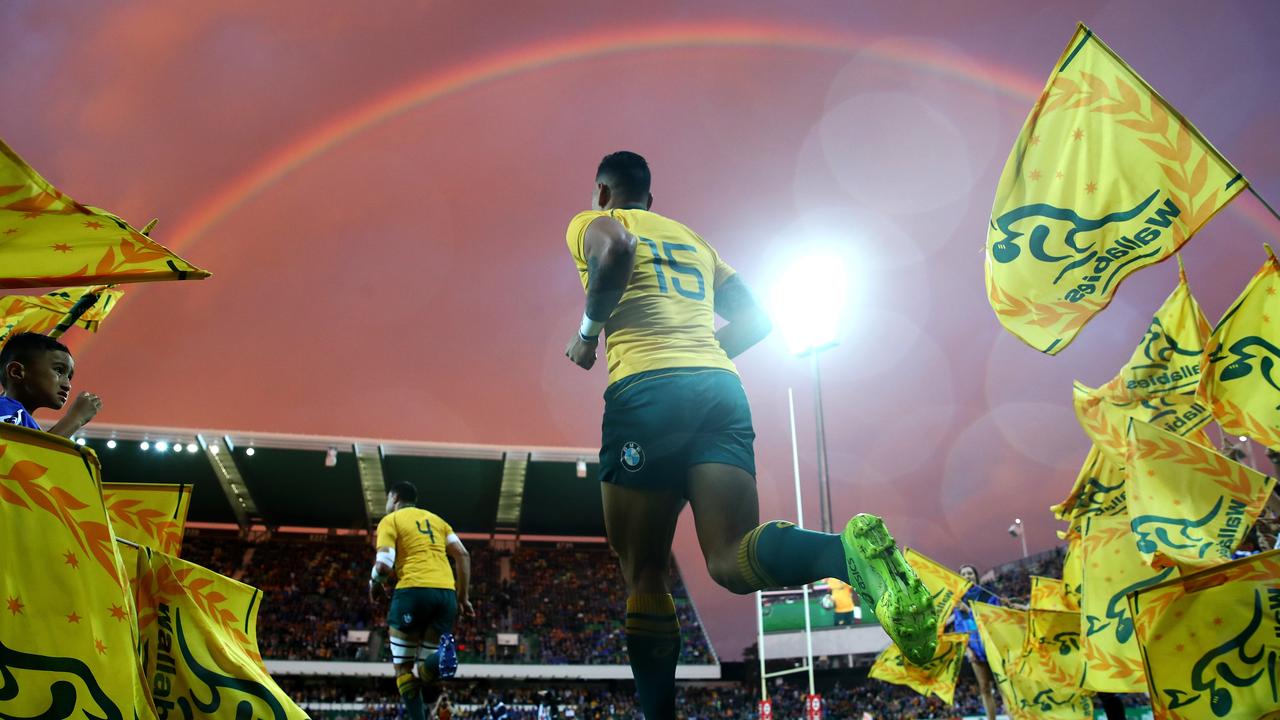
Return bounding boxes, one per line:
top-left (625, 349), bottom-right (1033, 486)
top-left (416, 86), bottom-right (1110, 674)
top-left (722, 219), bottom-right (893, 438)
top-left (387, 587), bottom-right (457, 636)
top-left (599, 367), bottom-right (756, 490)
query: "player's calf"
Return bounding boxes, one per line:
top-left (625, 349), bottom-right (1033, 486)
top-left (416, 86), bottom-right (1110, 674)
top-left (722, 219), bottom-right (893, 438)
top-left (393, 659), bottom-right (426, 720)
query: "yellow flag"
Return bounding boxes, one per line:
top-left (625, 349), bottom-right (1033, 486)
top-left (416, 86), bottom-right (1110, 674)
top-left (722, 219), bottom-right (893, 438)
top-left (869, 632), bottom-right (969, 704)
top-left (973, 602), bottom-right (1093, 720)
top-left (986, 24), bottom-right (1244, 354)
top-left (0, 139), bottom-right (209, 289)
top-left (1198, 245), bottom-right (1280, 450)
top-left (0, 285), bottom-right (124, 342)
top-left (1128, 549), bottom-right (1280, 720)
top-left (1031, 576), bottom-right (1078, 612)
top-left (972, 602), bottom-right (1026, 713)
top-left (1062, 536), bottom-right (1084, 610)
top-left (1097, 258), bottom-right (1211, 400)
top-left (0, 424), bottom-right (153, 717)
top-left (1080, 506), bottom-right (1177, 692)
top-left (1052, 445), bottom-right (1126, 533)
top-left (905, 548), bottom-right (973, 632)
top-left (103, 483), bottom-right (191, 556)
top-left (103, 482), bottom-right (192, 594)
top-left (1022, 609), bottom-right (1088, 690)
top-left (136, 549), bottom-right (307, 720)
top-left (1126, 419), bottom-right (1276, 572)
top-left (1074, 381), bottom-right (1212, 467)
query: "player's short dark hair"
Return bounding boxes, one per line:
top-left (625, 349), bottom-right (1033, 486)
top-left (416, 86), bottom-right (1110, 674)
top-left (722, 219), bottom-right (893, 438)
top-left (596, 151), bottom-right (651, 200)
top-left (0, 333), bottom-right (70, 388)
top-left (390, 481), bottom-right (417, 504)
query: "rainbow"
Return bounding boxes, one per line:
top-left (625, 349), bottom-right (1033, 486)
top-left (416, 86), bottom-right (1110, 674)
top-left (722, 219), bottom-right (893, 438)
top-left (163, 21), bottom-right (1046, 253)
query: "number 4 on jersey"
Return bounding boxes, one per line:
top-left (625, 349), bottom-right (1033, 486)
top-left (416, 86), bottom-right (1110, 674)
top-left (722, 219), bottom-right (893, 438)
top-left (416, 519), bottom-right (435, 541)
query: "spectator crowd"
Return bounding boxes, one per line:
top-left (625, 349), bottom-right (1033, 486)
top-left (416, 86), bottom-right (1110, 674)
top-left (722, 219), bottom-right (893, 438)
top-left (182, 533), bottom-right (715, 665)
top-left (192, 532), bottom-right (1153, 717)
top-left (277, 674), bottom-right (996, 719)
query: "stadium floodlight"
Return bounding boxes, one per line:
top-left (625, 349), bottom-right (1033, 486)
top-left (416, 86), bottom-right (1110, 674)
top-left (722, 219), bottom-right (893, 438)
top-left (770, 252), bottom-right (848, 357)
top-left (768, 251), bottom-right (849, 532)
top-left (140, 441), bottom-right (150, 451)
top-left (1009, 518), bottom-right (1028, 558)
top-left (187, 442), bottom-right (198, 453)
top-left (210, 444), bottom-right (220, 455)
top-left (106, 439), bottom-right (117, 449)
top-left (325, 447), bottom-right (338, 468)
top-left (75, 437), bottom-right (85, 446)
top-left (245, 447), bottom-right (255, 457)
top-left (154, 441), bottom-right (168, 453)
top-left (172, 443), bottom-right (184, 453)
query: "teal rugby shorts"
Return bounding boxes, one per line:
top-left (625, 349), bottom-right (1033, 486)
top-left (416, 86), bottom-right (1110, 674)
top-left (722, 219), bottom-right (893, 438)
top-left (599, 367), bottom-right (756, 489)
top-left (387, 587), bottom-right (457, 636)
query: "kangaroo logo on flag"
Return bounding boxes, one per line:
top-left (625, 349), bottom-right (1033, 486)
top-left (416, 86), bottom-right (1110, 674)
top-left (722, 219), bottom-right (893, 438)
top-left (1162, 589), bottom-right (1278, 717)
top-left (1129, 551), bottom-right (1280, 719)
top-left (984, 24), bottom-right (1245, 354)
top-left (1085, 566), bottom-right (1174, 642)
top-left (1130, 498), bottom-right (1222, 558)
top-left (1051, 630), bottom-right (1081, 655)
top-left (137, 551), bottom-right (309, 720)
top-left (1086, 258), bottom-right (1212, 402)
top-left (1136, 316), bottom-right (1203, 369)
top-left (1075, 475), bottom-right (1126, 520)
top-left (1125, 419), bottom-right (1275, 571)
top-left (1197, 246), bottom-right (1280, 448)
top-left (990, 189), bottom-right (1163, 290)
top-left (1027, 688), bottom-right (1080, 713)
top-left (1215, 336), bottom-right (1280, 402)
top-left (0, 639), bottom-right (122, 720)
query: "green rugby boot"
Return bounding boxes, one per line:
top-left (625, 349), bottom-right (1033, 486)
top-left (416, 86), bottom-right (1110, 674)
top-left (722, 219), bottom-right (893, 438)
top-left (840, 513), bottom-right (938, 665)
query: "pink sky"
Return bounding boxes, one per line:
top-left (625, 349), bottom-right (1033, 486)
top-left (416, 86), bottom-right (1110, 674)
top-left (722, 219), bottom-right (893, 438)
top-left (3, 0), bottom-right (1278, 659)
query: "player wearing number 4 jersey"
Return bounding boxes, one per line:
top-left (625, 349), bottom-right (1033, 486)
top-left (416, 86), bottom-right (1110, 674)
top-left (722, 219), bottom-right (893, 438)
top-left (370, 481), bottom-right (473, 720)
top-left (564, 151), bottom-right (937, 719)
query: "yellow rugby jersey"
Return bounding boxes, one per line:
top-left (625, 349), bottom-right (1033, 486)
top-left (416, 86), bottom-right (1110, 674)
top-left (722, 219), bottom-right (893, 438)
top-left (375, 507), bottom-right (456, 590)
top-left (566, 208), bottom-right (738, 384)
top-left (825, 578), bottom-right (856, 613)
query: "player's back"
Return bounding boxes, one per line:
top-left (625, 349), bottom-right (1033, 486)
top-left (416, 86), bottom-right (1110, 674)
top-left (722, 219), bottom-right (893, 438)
top-left (566, 208), bottom-right (737, 384)
top-left (827, 578), bottom-right (855, 613)
top-left (376, 507), bottom-right (456, 590)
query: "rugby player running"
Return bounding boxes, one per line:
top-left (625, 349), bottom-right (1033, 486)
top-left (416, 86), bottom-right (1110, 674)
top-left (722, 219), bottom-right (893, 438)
top-left (564, 151), bottom-right (937, 718)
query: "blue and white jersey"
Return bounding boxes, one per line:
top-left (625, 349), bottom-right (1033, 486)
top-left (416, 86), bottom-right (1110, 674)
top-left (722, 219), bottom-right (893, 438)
top-left (0, 396), bottom-right (39, 430)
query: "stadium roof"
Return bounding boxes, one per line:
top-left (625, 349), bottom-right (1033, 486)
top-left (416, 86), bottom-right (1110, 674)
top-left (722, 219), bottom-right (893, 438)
top-left (76, 423), bottom-right (604, 536)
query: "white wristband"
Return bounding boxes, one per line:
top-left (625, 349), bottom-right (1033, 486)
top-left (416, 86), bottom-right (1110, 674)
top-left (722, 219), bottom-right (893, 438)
top-left (579, 313), bottom-right (605, 340)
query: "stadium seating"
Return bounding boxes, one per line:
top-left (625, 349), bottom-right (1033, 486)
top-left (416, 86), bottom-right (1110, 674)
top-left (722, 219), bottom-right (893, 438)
top-left (254, 540), bottom-right (1154, 719)
top-left (181, 533), bottom-right (717, 665)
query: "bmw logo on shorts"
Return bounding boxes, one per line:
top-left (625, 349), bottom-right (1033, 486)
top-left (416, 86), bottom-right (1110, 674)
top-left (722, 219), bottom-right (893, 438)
top-left (621, 442), bottom-right (645, 472)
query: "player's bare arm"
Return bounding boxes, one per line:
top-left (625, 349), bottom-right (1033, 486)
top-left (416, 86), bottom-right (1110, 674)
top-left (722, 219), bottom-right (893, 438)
top-left (369, 545), bottom-right (395, 602)
top-left (712, 274), bottom-right (771, 359)
top-left (446, 536), bottom-right (474, 618)
top-left (566, 216), bottom-right (638, 369)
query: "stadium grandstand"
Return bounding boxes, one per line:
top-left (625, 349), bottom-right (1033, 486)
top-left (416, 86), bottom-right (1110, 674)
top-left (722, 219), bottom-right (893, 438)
top-left (76, 422), bottom-right (1145, 718)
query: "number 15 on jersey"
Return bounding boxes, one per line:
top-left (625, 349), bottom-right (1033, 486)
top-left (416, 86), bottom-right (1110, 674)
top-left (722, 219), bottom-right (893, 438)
top-left (639, 237), bottom-right (706, 301)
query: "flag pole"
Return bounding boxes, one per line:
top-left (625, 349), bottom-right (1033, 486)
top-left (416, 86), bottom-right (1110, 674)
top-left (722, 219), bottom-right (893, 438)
top-left (47, 288), bottom-right (103, 339)
top-left (1248, 186), bottom-right (1280, 226)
